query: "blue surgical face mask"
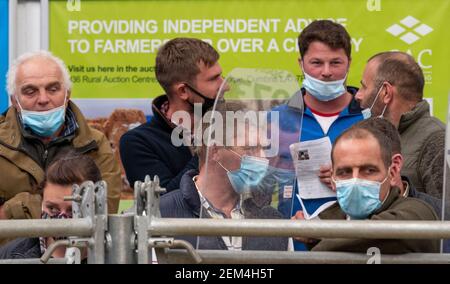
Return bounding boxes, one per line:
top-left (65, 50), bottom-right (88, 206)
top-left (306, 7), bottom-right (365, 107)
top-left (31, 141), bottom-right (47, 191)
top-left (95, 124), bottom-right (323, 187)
top-left (217, 149), bottom-right (269, 194)
top-left (333, 174), bottom-right (389, 219)
top-left (361, 84), bottom-right (388, 119)
top-left (301, 65), bottom-right (347, 102)
top-left (16, 93), bottom-right (67, 137)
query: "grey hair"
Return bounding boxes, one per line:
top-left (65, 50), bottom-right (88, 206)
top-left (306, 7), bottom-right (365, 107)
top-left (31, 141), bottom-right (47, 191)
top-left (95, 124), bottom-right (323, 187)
top-left (6, 50), bottom-right (72, 96)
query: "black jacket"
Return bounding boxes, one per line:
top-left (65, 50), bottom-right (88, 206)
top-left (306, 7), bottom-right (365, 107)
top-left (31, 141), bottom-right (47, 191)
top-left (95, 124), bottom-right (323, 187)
top-left (120, 95), bottom-right (198, 192)
top-left (160, 170), bottom-right (288, 251)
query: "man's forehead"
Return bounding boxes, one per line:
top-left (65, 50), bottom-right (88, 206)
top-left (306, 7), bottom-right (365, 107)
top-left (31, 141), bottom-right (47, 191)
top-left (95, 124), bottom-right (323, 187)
top-left (335, 161), bottom-right (379, 169)
top-left (197, 61), bottom-right (221, 78)
top-left (17, 59), bottom-right (63, 86)
top-left (333, 136), bottom-right (383, 164)
top-left (17, 58), bottom-right (62, 78)
top-left (304, 42), bottom-right (348, 58)
top-left (365, 59), bottom-right (380, 77)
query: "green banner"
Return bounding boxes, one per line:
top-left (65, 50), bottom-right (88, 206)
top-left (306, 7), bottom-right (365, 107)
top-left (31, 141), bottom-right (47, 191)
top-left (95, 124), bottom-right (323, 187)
top-left (50, 0), bottom-right (450, 121)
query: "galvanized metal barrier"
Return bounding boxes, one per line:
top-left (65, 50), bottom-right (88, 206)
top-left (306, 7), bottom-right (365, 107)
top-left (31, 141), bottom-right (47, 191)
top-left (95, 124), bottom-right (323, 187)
top-left (1, 175), bottom-right (450, 264)
top-left (140, 176), bottom-right (450, 264)
top-left (0, 180), bottom-right (107, 264)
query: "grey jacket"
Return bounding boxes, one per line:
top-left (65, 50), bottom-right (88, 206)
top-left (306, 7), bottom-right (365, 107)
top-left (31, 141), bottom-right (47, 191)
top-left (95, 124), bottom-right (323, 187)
top-left (399, 100), bottom-right (445, 199)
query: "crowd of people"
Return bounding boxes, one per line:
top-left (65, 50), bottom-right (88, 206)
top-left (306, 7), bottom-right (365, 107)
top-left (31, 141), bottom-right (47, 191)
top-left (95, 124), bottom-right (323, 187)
top-left (0, 19), bottom-right (446, 261)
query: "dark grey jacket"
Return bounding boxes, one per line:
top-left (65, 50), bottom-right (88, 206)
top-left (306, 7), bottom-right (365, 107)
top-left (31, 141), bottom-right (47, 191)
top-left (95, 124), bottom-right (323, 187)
top-left (399, 100), bottom-right (445, 199)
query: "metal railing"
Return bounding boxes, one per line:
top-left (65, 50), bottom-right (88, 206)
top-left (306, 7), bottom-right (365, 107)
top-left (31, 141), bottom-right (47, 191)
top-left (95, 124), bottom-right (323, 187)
top-left (1, 175), bottom-right (449, 264)
top-left (149, 218), bottom-right (450, 239)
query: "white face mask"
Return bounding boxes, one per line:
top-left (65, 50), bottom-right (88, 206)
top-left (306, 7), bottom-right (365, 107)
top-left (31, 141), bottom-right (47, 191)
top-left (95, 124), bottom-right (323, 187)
top-left (301, 64), bottom-right (348, 102)
top-left (361, 84), bottom-right (388, 119)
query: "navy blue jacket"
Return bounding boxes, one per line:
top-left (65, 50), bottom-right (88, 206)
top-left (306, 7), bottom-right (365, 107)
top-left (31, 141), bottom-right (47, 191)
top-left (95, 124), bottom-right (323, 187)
top-left (404, 176), bottom-right (442, 219)
top-left (120, 95), bottom-right (198, 192)
top-left (160, 170), bottom-right (288, 251)
top-left (0, 238), bottom-right (41, 259)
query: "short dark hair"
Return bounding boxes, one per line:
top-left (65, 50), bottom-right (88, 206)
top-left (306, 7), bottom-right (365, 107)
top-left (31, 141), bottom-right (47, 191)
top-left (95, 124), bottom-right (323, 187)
top-left (354, 118), bottom-right (401, 154)
top-left (368, 51), bottom-right (424, 102)
top-left (193, 110), bottom-right (262, 167)
top-left (44, 152), bottom-right (102, 188)
top-left (298, 20), bottom-right (351, 59)
top-left (155, 38), bottom-right (219, 96)
top-left (332, 125), bottom-right (393, 168)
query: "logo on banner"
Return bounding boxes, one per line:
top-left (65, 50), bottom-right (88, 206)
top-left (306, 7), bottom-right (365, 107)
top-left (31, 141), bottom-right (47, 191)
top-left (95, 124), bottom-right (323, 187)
top-left (386, 16), bottom-right (433, 45)
top-left (67, 0), bottom-right (81, 12)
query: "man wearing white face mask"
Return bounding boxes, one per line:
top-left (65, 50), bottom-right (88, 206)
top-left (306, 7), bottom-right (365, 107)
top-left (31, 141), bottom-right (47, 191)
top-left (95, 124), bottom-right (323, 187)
top-left (273, 20), bottom-right (365, 251)
top-left (298, 124), bottom-right (439, 253)
top-left (355, 52), bottom-right (445, 199)
top-left (0, 51), bottom-right (121, 238)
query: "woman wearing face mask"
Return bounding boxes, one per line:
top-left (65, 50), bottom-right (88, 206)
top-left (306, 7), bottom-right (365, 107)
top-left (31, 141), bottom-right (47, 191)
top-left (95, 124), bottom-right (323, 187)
top-left (0, 152), bottom-right (102, 260)
top-left (271, 20), bottom-right (365, 251)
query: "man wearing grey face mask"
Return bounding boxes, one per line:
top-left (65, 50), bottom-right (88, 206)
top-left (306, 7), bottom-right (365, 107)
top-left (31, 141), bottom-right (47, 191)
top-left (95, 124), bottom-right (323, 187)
top-left (355, 52), bottom-right (445, 200)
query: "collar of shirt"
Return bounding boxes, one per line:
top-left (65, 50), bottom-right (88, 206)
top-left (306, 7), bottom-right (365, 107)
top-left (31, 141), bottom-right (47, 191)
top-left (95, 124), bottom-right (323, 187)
top-left (39, 236), bottom-right (47, 255)
top-left (193, 175), bottom-right (243, 250)
top-left (402, 180), bottom-right (410, 198)
top-left (61, 107), bottom-right (79, 137)
top-left (193, 175), bottom-right (243, 219)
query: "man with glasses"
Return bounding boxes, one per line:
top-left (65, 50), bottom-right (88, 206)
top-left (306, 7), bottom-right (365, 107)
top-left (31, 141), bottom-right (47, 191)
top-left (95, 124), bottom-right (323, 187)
top-left (160, 114), bottom-right (288, 251)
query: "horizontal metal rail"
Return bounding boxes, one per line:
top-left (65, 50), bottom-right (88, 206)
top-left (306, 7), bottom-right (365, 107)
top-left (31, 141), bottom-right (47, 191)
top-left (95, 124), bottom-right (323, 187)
top-left (162, 249), bottom-right (450, 264)
top-left (0, 219), bottom-right (93, 239)
top-left (150, 218), bottom-right (450, 239)
top-left (0, 258), bottom-right (68, 264)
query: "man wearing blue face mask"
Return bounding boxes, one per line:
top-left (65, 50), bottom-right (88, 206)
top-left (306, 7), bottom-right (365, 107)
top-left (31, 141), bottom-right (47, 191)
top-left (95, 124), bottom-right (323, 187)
top-left (159, 115), bottom-right (288, 251)
top-left (355, 52), bottom-right (445, 200)
top-left (0, 51), bottom-right (121, 240)
top-left (297, 124), bottom-right (439, 253)
top-left (272, 20), bottom-right (364, 251)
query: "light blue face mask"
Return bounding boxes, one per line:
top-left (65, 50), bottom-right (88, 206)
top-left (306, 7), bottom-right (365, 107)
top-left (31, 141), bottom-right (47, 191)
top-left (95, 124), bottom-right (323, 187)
top-left (258, 166), bottom-right (295, 191)
top-left (302, 67), bottom-right (347, 102)
top-left (16, 94), bottom-right (67, 137)
top-left (217, 149), bottom-right (270, 195)
top-left (333, 174), bottom-right (388, 219)
top-left (361, 84), bottom-right (388, 119)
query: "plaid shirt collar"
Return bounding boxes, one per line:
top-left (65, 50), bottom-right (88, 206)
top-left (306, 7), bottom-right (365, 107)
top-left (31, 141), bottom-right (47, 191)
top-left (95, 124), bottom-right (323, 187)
top-left (61, 107), bottom-right (78, 138)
